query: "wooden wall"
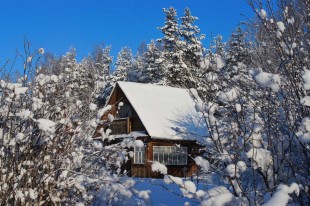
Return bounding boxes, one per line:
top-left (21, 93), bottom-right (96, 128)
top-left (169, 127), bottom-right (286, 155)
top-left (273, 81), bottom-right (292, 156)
top-left (131, 139), bottom-right (199, 178)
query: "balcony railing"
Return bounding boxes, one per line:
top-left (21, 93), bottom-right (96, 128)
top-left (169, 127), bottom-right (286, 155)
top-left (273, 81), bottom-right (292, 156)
top-left (109, 118), bottom-right (131, 135)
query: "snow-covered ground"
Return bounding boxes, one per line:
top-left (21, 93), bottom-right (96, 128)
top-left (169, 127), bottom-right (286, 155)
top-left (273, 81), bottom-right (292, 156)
top-left (133, 177), bottom-right (213, 206)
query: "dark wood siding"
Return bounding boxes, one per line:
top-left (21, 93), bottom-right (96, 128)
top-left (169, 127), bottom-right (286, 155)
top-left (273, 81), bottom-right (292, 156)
top-left (131, 139), bottom-right (199, 178)
top-left (94, 84), bottom-right (146, 137)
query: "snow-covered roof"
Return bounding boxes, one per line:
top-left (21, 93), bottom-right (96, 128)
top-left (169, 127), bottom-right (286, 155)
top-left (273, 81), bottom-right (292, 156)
top-left (93, 131), bottom-right (147, 141)
top-left (116, 81), bottom-right (207, 140)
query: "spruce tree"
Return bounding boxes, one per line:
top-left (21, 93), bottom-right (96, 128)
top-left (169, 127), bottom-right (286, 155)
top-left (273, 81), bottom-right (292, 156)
top-left (141, 40), bottom-right (163, 84)
top-left (113, 47), bottom-right (133, 81)
top-left (157, 7), bottom-right (192, 88)
top-left (179, 8), bottom-right (205, 69)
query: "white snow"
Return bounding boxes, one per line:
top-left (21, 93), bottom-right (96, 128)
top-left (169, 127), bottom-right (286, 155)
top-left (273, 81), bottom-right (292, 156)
top-left (298, 117), bottom-right (310, 143)
top-left (249, 132), bottom-right (263, 147)
top-left (299, 132), bottom-right (310, 143)
top-left (189, 88), bottom-right (205, 113)
top-left (89, 103), bottom-right (97, 111)
top-left (15, 133), bottom-right (24, 143)
top-left (259, 9), bottom-right (267, 19)
top-left (32, 97), bottom-right (43, 111)
top-left (277, 21), bottom-right (285, 32)
top-left (287, 17), bottom-right (295, 25)
top-left (116, 81), bottom-right (207, 140)
top-left (202, 186), bottom-right (235, 206)
top-left (134, 139), bottom-right (144, 147)
top-left (107, 114), bottom-right (114, 122)
top-left (246, 148), bottom-right (272, 172)
top-left (111, 183), bottom-right (133, 198)
top-left (235, 103), bottom-right (242, 112)
top-left (27, 56), bottom-right (32, 63)
top-left (12, 83), bottom-right (28, 95)
top-left (50, 75), bottom-right (58, 82)
top-left (38, 48), bottom-right (45, 54)
top-left (205, 72), bottom-right (218, 83)
top-left (301, 117), bottom-right (310, 132)
top-left (184, 180), bottom-right (196, 193)
top-left (302, 69), bottom-right (310, 90)
top-left (28, 189), bottom-right (38, 199)
top-left (262, 183), bottom-right (299, 206)
top-left (217, 88), bottom-right (238, 103)
top-left (300, 96), bottom-right (310, 106)
top-left (194, 156), bottom-right (209, 172)
top-left (253, 71), bottom-right (281, 92)
top-left (215, 56), bottom-right (225, 69)
top-left (199, 58), bottom-right (210, 69)
top-left (226, 164), bottom-right (238, 177)
top-left (166, 175), bottom-right (183, 185)
top-left (151, 161), bottom-right (167, 175)
top-left (36, 118), bottom-right (56, 134)
top-left (138, 190), bottom-right (151, 200)
top-left (16, 109), bottom-right (32, 119)
top-left (97, 105), bottom-right (112, 119)
top-left (237, 161), bottom-right (247, 172)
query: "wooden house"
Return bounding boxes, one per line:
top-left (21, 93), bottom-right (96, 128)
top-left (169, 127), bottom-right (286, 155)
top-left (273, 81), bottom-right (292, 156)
top-left (95, 81), bottom-right (207, 178)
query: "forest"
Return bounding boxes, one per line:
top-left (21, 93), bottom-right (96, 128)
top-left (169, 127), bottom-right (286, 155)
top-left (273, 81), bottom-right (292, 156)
top-left (0, 0), bottom-right (309, 205)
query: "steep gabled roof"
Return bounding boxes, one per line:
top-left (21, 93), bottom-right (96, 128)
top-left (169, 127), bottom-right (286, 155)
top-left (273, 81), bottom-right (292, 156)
top-left (116, 81), bottom-right (207, 140)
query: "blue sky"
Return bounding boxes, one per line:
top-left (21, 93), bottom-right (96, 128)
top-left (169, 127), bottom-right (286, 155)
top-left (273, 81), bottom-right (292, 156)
top-left (0, 0), bottom-right (253, 73)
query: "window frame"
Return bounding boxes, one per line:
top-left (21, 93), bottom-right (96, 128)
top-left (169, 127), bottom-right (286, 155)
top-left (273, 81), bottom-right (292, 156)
top-left (134, 146), bottom-right (145, 164)
top-left (153, 146), bottom-right (187, 165)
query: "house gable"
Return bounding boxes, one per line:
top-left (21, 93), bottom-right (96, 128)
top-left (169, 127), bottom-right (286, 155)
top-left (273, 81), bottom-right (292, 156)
top-left (105, 83), bottom-right (147, 133)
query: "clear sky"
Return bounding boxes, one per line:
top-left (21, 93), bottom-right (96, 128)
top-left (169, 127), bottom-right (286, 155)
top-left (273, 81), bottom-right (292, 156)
top-left (0, 0), bottom-right (254, 73)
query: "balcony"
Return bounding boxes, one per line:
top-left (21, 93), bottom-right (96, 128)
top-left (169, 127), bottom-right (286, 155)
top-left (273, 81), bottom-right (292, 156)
top-left (109, 117), bottom-right (131, 135)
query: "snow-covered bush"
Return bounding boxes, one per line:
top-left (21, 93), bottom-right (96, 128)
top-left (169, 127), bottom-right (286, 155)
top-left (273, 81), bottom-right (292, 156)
top-left (0, 46), bottom-right (146, 205)
top-left (185, 0), bottom-right (310, 205)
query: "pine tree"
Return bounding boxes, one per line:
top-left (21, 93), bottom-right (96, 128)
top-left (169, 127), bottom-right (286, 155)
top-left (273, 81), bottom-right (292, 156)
top-left (157, 7), bottom-right (192, 88)
top-left (227, 27), bottom-right (249, 66)
top-left (113, 47), bottom-right (133, 81)
top-left (127, 52), bottom-right (144, 82)
top-left (140, 40), bottom-right (163, 83)
top-left (92, 45), bottom-right (112, 80)
top-left (179, 8), bottom-right (205, 69)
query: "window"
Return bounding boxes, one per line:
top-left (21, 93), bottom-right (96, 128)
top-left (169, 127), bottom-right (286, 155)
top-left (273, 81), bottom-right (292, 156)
top-left (153, 146), bottom-right (187, 165)
top-left (117, 104), bottom-right (132, 118)
top-left (134, 146), bottom-right (145, 164)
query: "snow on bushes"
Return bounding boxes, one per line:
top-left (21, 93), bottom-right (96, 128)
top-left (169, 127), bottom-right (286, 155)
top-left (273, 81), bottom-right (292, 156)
top-left (215, 56), bottom-right (225, 69)
top-left (300, 96), bottom-right (310, 106)
top-left (276, 21), bottom-right (285, 32)
top-left (217, 88), bottom-right (238, 103)
top-left (302, 69), bottom-right (310, 90)
top-left (253, 70), bottom-right (281, 92)
top-left (262, 183), bottom-right (299, 206)
top-left (226, 161), bottom-right (247, 178)
top-left (201, 186), bottom-right (247, 206)
top-left (297, 117), bottom-right (310, 143)
top-left (134, 139), bottom-right (144, 147)
top-left (151, 161), bottom-right (167, 175)
top-left (0, 47), bottom-right (146, 205)
top-left (246, 148), bottom-right (273, 173)
top-left (194, 156), bottom-right (209, 172)
top-left (36, 118), bottom-right (56, 134)
top-left (259, 9), bottom-right (267, 19)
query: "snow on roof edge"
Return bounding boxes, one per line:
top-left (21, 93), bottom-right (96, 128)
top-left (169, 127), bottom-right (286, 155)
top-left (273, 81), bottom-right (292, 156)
top-left (104, 82), bottom-right (117, 107)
